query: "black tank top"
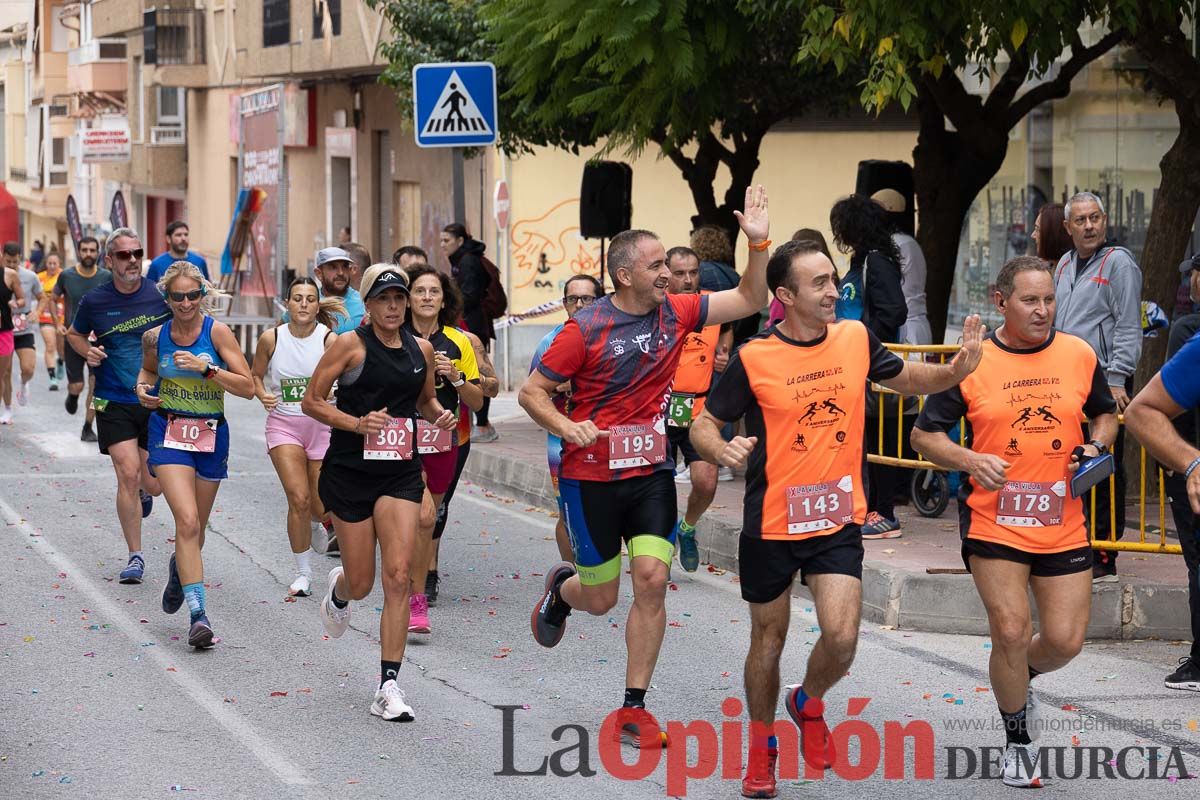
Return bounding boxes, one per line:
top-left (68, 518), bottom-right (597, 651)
top-left (0, 270), bottom-right (12, 332)
top-left (325, 325), bottom-right (426, 470)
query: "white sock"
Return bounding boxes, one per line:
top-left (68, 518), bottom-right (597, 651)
top-left (295, 548), bottom-right (313, 577)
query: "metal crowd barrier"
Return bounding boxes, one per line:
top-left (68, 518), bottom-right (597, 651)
top-left (869, 343), bottom-right (1182, 555)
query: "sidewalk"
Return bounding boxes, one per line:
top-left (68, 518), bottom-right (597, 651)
top-left (471, 394), bottom-right (1192, 641)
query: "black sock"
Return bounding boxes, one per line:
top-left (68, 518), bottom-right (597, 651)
top-left (47, 368), bottom-right (55, 380)
top-left (1028, 665), bottom-right (1042, 682)
top-left (551, 570), bottom-right (572, 608)
top-left (624, 687), bottom-right (647, 709)
top-left (1001, 706), bottom-right (1031, 745)
top-left (82, 421), bottom-right (93, 431)
top-left (381, 660), bottom-right (402, 687)
top-left (330, 585), bottom-right (349, 609)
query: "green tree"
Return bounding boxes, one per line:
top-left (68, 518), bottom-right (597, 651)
top-left (794, 0), bottom-right (1132, 341)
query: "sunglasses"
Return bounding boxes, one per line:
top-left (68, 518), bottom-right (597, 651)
top-left (167, 289), bottom-right (205, 302)
top-left (112, 248), bottom-right (145, 261)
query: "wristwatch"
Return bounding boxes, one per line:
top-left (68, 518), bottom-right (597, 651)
top-left (451, 371), bottom-right (466, 388)
top-left (203, 363), bottom-right (219, 380)
top-left (1087, 439), bottom-right (1109, 456)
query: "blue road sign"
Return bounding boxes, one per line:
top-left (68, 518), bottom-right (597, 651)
top-left (412, 62), bottom-right (498, 148)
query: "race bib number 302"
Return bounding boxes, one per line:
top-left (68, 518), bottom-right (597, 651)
top-left (363, 417), bottom-right (414, 461)
top-left (163, 415), bottom-right (218, 453)
top-left (786, 475), bottom-right (855, 534)
top-left (996, 480), bottom-right (1066, 528)
top-left (608, 420), bottom-right (668, 469)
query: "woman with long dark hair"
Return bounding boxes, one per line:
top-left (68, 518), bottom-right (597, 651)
top-left (1031, 203), bottom-right (1073, 264)
top-left (830, 195), bottom-right (909, 540)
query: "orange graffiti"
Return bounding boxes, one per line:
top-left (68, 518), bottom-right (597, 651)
top-left (510, 198), bottom-right (601, 293)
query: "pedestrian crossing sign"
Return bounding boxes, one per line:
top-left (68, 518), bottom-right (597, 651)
top-left (412, 62), bottom-right (498, 148)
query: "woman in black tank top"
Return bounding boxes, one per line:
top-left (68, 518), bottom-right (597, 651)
top-left (1, 265), bottom-right (29, 424)
top-left (302, 265), bottom-right (455, 722)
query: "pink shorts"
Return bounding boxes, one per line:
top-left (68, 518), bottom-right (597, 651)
top-left (421, 446), bottom-right (459, 495)
top-left (265, 412), bottom-right (331, 460)
top-left (0, 330), bottom-right (13, 357)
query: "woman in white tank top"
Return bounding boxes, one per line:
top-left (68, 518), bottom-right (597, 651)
top-left (251, 278), bottom-right (345, 596)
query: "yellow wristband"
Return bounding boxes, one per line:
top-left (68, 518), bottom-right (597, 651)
top-left (747, 239), bottom-right (772, 252)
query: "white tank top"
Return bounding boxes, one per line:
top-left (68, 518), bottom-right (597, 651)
top-left (266, 322), bottom-right (331, 416)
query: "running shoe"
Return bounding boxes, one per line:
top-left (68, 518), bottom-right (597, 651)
top-left (48, 378), bottom-right (59, 392)
top-left (288, 574), bottom-right (312, 597)
top-left (56, 361), bottom-right (65, 381)
top-left (188, 615), bottom-right (215, 649)
top-left (675, 520), bottom-right (700, 572)
top-left (310, 520), bottom-right (330, 555)
top-left (326, 524), bottom-right (341, 556)
top-left (615, 709), bottom-right (669, 749)
top-left (119, 554), bottom-right (145, 584)
top-left (861, 512), bottom-right (903, 539)
top-left (371, 680), bottom-right (415, 721)
top-left (425, 570), bottom-right (440, 606)
top-left (0, 407), bottom-right (11, 425)
top-left (674, 469), bottom-right (692, 485)
top-left (80, 424), bottom-right (97, 443)
top-left (784, 685), bottom-right (836, 770)
top-left (1091, 563), bottom-right (1118, 583)
top-left (1001, 742), bottom-right (1043, 787)
top-left (16, 382), bottom-right (29, 406)
top-left (65, 393), bottom-right (79, 415)
top-left (474, 425), bottom-right (500, 443)
top-left (139, 489), bottom-right (153, 519)
top-left (162, 555), bottom-right (184, 614)
top-left (531, 562), bottom-right (575, 648)
top-left (1025, 685), bottom-right (1042, 742)
top-left (1166, 656), bottom-right (1200, 691)
top-left (408, 593), bottom-right (431, 634)
top-left (718, 466), bottom-right (735, 482)
top-left (319, 566), bottom-right (351, 637)
top-left (742, 745), bottom-right (779, 798)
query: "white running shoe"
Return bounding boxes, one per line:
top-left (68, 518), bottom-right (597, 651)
top-left (0, 407), bottom-right (12, 425)
top-left (310, 520), bottom-right (330, 555)
top-left (319, 566), bottom-right (351, 637)
top-left (289, 573), bottom-right (312, 597)
top-left (1002, 742), bottom-right (1044, 788)
top-left (1025, 685), bottom-right (1042, 742)
top-left (718, 466), bottom-right (735, 482)
top-left (370, 679), bottom-right (415, 721)
top-left (16, 382), bottom-right (29, 406)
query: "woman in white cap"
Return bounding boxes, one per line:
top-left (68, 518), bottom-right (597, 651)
top-left (303, 264), bottom-right (455, 722)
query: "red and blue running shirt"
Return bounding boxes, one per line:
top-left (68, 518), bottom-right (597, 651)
top-left (537, 293), bottom-right (709, 482)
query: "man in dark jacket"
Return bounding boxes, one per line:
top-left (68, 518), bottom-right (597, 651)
top-left (441, 223), bottom-right (498, 441)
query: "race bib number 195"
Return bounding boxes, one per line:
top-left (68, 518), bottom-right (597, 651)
top-left (608, 420), bottom-right (668, 469)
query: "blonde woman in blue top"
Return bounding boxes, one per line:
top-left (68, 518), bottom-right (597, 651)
top-left (135, 262), bottom-right (255, 648)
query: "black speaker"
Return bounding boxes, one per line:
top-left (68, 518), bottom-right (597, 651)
top-left (856, 160), bottom-right (915, 236)
top-left (580, 161), bottom-right (632, 239)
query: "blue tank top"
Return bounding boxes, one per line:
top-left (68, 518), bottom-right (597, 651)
top-left (156, 316), bottom-right (227, 417)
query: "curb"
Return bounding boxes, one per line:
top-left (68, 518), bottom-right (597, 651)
top-left (461, 445), bottom-right (1192, 641)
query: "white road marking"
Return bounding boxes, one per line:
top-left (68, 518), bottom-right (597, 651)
top-left (0, 497), bottom-right (312, 786)
top-left (24, 430), bottom-right (103, 460)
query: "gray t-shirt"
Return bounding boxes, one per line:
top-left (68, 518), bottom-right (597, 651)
top-left (12, 267), bottom-right (43, 332)
top-left (54, 265), bottom-right (113, 326)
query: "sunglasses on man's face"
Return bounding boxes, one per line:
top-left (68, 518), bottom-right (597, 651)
top-left (168, 289), bottom-right (205, 302)
top-left (112, 248), bottom-right (145, 261)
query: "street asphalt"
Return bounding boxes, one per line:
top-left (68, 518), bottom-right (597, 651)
top-left (1, 379), bottom-right (1198, 799)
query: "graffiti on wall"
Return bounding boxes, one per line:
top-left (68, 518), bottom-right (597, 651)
top-left (510, 198), bottom-right (600, 301)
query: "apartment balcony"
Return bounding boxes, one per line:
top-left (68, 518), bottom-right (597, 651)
top-left (150, 125), bottom-right (185, 146)
top-left (68, 38), bottom-right (129, 95)
top-left (31, 52), bottom-right (70, 103)
top-left (145, 7), bottom-right (209, 88)
top-left (91, 0), bottom-right (144, 39)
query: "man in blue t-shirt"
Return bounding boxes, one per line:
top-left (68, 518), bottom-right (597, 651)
top-left (146, 220), bottom-right (209, 283)
top-left (67, 227), bottom-right (170, 584)
top-left (293, 247), bottom-right (364, 333)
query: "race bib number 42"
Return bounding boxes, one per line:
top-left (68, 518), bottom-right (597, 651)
top-left (279, 376), bottom-right (310, 403)
top-left (608, 420), bottom-right (668, 469)
top-left (996, 480), bottom-right (1066, 528)
top-left (363, 417), bottom-right (414, 461)
top-left (787, 475), bottom-right (855, 534)
top-left (416, 419), bottom-right (453, 454)
top-left (163, 415), bottom-right (218, 453)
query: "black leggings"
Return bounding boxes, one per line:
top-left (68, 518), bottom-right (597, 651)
top-left (1165, 470), bottom-right (1200, 663)
top-left (433, 441), bottom-right (472, 540)
top-left (475, 397), bottom-right (491, 427)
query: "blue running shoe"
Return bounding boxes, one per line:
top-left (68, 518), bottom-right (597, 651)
top-left (140, 489), bottom-right (153, 519)
top-left (119, 554), bottom-right (145, 584)
top-left (676, 521), bottom-right (699, 572)
top-left (188, 615), bottom-right (215, 649)
top-left (162, 555), bottom-right (184, 614)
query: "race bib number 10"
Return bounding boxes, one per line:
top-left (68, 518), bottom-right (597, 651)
top-left (787, 475), bottom-right (856, 534)
top-left (608, 420), bottom-right (668, 469)
top-left (996, 480), bottom-right (1066, 527)
top-left (163, 415), bottom-right (218, 453)
top-left (363, 417), bottom-right (414, 461)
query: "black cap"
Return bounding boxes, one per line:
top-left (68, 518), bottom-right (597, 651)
top-left (363, 268), bottom-right (410, 300)
top-left (1179, 253), bottom-right (1200, 274)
